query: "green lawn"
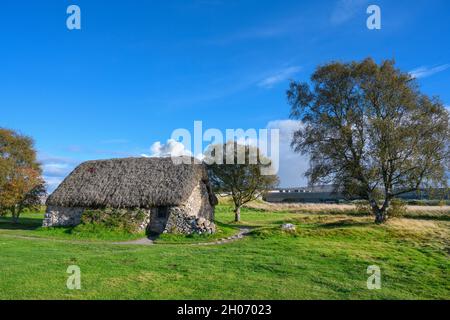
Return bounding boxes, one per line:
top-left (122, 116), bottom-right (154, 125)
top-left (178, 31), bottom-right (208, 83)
top-left (0, 205), bottom-right (448, 300)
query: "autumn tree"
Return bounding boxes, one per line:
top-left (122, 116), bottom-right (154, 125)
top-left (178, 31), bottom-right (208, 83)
top-left (0, 128), bottom-right (46, 223)
top-left (205, 142), bottom-right (279, 222)
top-left (288, 58), bottom-right (450, 223)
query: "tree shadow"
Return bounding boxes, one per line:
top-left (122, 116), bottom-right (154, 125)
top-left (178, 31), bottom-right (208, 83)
top-left (0, 216), bottom-right (43, 231)
top-left (318, 219), bottom-right (372, 229)
top-left (403, 214), bottom-right (450, 222)
top-left (215, 220), bottom-right (242, 229)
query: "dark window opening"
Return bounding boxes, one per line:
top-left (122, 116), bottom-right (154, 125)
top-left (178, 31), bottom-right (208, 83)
top-left (157, 206), bottom-right (168, 219)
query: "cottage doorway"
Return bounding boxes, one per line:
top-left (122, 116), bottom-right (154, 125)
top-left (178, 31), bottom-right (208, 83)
top-left (148, 206), bottom-right (169, 234)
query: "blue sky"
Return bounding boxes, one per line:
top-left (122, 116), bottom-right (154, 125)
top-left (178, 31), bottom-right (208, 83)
top-left (1, 0), bottom-right (449, 191)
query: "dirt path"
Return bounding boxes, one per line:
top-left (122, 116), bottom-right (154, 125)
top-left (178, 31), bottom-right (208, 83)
top-left (0, 227), bottom-right (252, 247)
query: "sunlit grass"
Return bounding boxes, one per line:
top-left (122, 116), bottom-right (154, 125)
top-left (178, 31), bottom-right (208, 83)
top-left (0, 204), bottom-right (448, 299)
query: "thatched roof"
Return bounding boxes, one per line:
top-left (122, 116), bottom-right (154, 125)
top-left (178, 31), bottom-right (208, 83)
top-left (47, 157), bottom-right (217, 209)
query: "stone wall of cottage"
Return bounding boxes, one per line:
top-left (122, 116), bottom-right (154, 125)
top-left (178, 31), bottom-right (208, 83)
top-left (163, 181), bottom-right (216, 234)
top-left (43, 206), bottom-right (85, 227)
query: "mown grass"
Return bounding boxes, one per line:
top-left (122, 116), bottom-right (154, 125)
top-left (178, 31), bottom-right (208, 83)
top-left (0, 204), bottom-right (448, 300)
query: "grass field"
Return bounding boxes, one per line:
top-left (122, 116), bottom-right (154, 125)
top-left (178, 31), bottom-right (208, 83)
top-left (0, 204), bottom-right (449, 300)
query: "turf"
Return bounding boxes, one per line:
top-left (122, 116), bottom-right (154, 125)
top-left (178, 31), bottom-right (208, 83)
top-left (0, 205), bottom-right (448, 300)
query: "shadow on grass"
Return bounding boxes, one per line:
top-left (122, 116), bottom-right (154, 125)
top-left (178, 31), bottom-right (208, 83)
top-left (215, 220), bottom-right (243, 229)
top-left (318, 219), bottom-right (372, 229)
top-left (403, 214), bottom-right (450, 222)
top-left (0, 216), bottom-right (43, 231)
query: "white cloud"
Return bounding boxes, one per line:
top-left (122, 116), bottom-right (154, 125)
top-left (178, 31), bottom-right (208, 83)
top-left (330, 0), bottom-right (369, 25)
top-left (267, 119), bottom-right (302, 143)
top-left (266, 120), bottom-right (309, 187)
top-left (258, 66), bottom-right (302, 88)
top-left (143, 139), bottom-right (193, 158)
top-left (409, 64), bottom-right (450, 79)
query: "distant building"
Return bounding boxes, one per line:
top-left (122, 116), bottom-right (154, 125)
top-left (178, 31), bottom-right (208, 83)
top-left (264, 185), bottom-right (344, 203)
top-left (264, 185), bottom-right (449, 203)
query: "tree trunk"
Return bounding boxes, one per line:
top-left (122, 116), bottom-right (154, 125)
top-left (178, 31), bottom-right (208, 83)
top-left (373, 207), bottom-right (387, 224)
top-left (11, 205), bottom-right (23, 223)
top-left (370, 199), bottom-right (387, 224)
top-left (234, 207), bottom-right (241, 222)
top-left (11, 207), bottom-right (19, 224)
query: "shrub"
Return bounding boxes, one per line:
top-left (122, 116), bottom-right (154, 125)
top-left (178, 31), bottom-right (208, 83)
top-left (81, 208), bottom-right (147, 233)
top-left (387, 198), bottom-right (407, 218)
top-left (353, 200), bottom-right (371, 216)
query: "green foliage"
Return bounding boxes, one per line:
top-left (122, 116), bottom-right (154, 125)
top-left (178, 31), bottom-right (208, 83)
top-left (0, 128), bottom-right (46, 222)
top-left (205, 142), bottom-right (279, 221)
top-left (0, 208), bottom-right (10, 217)
top-left (288, 58), bottom-right (450, 223)
top-left (387, 199), bottom-right (407, 218)
top-left (81, 208), bottom-right (147, 234)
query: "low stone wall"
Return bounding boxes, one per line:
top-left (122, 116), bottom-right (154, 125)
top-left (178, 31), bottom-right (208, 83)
top-left (42, 206), bottom-right (84, 227)
top-left (164, 208), bottom-right (216, 234)
top-left (163, 182), bottom-right (216, 234)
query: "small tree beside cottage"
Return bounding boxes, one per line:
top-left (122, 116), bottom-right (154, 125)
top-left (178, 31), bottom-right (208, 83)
top-left (205, 142), bottom-right (279, 222)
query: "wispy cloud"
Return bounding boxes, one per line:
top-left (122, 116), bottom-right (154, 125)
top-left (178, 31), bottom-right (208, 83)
top-left (207, 10), bottom-right (308, 46)
top-left (63, 145), bottom-right (135, 157)
top-left (161, 64), bottom-right (302, 108)
top-left (258, 66), bottom-right (302, 88)
top-left (38, 155), bottom-right (80, 192)
top-left (42, 163), bottom-right (73, 178)
top-left (409, 64), bottom-right (450, 79)
top-left (211, 25), bottom-right (289, 45)
top-left (330, 0), bottom-right (369, 25)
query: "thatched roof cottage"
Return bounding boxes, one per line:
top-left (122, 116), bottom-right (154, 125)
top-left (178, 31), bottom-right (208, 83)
top-left (43, 157), bottom-right (218, 234)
